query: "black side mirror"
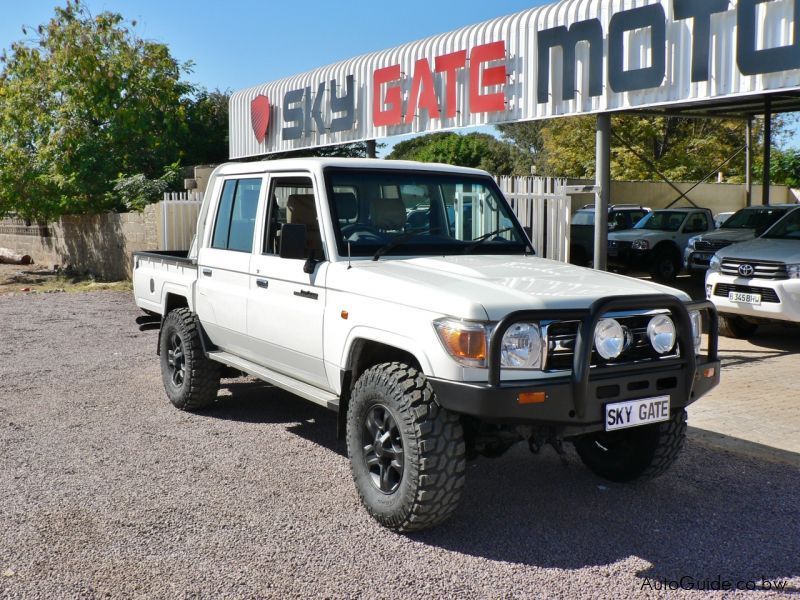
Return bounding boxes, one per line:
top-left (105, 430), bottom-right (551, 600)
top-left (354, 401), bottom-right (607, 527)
top-left (279, 223), bottom-right (307, 260)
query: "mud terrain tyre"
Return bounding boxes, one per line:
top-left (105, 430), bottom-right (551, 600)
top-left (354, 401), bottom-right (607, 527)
top-left (719, 315), bottom-right (759, 338)
top-left (346, 362), bottom-right (466, 532)
top-left (574, 409), bottom-right (687, 482)
top-left (159, 308), bottom-right (221, 411)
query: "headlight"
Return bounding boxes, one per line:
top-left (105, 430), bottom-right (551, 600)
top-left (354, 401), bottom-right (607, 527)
top-left (500, 323), bottom-right (542, 369)
top-left (787, 263), bottom-right (800, 279)
top-left (648, 315), bottom-right (676, 354)
top-left (433, 319), bottom-right (488, 368)
top-left (687, 236), bottom-right (700, 250)
top-left (594, 318), bottom-right (625, 360)
top-left (708, 255), bottom-right (721, 273)
top-left (632, 239), bottom-right (650, 251)
top-left (689, 310), bottom-right (702, 354)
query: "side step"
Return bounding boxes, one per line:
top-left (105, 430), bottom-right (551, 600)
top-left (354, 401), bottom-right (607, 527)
top-left (207, 350), bottom-right (339, 411)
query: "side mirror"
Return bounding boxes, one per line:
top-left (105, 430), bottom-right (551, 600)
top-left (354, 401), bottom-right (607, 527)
top-left (279, 223), bottom-right (307, 260)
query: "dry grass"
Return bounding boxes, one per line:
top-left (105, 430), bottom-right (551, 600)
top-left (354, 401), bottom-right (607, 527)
top-left (0, 264), bottom-right (131, 295)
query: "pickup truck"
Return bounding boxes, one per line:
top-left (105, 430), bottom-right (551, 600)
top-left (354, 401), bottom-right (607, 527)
top-left (569, 204), bottom-right (651, 267)
top-left (133, 158), bottom-right (720, 532)
top-left (707, 206), bottom-right (800, 337)
top-left (608, 208), bottom-right (715, 283)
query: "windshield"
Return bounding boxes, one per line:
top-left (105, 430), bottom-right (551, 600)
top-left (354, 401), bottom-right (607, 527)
top-left (762, 208), bottom-right (800, 240)
top-left (325, 168), bottom-right (529, 257)
top-left (571, 211), bottom-right (595, 226)
top-left (634, 211), bottom-right (687, 232)
top-left (721, 207), bottom-right (789, 233)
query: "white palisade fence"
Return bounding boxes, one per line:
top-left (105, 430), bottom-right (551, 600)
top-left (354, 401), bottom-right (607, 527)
top-left (161, 191), bottom-right (203, 251)
top-left (497, 176), bottom-right (570, 262)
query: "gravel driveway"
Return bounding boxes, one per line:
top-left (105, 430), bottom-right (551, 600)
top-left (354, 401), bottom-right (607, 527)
top-left (1, 291), bottom-right (798, 598)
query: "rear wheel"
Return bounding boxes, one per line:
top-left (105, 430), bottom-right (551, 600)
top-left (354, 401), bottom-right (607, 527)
top-left (573, 409), bottom-right (687, 482)
top-left (719, 315), bottom-right (759, 338)
top-left (346, 362), bottom-right (466, 532)
top-left (159, 308), bottom-right (221, 410)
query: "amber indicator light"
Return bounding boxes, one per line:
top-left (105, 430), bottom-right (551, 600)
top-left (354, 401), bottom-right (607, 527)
top-left (518, 391), bottom-right (546, 405)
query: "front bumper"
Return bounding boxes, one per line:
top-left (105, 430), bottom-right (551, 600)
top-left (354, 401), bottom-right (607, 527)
top-left (607, 244), bottom-right (651, 271)
top-left (707, 273), bottom-right (800, 323)
top-left (428, 295), bottom-right (720, 435)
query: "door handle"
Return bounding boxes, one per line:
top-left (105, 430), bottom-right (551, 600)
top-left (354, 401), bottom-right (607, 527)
top-left (294, 290), bottom-right (319, 300)
top-left (256, 279), bottom-right (269, 289)
top-left (202, 268), bottom-right (212, 277)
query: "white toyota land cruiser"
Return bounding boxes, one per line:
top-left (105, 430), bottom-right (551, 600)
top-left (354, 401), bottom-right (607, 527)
top-left (133, 158), bottom-right (720, 532)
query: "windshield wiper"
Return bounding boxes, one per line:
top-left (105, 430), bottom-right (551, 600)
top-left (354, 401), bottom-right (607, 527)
top-left (372, 230), bottom-right (428, 261)
top-left (462, 227), bottom-right (515, 254)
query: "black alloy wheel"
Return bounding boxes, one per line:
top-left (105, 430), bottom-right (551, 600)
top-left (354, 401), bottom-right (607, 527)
top-left (362, 404), bottom-right (405, 494)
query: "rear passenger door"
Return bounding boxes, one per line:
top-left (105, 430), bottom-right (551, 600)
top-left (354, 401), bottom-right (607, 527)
top-left (196, 177), bottom-right (263, 357)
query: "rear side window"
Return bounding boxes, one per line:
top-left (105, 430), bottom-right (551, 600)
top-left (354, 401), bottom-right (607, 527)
top-left (211, 178), bottom-right (262, 252)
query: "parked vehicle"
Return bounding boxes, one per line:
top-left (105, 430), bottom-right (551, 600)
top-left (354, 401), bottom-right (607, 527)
top-left (570, 204), bottom-right (651, 266)
top-left (707, 207), bottom-right (800, 337)
top-left (685, 205), bottom-right (797, 277)
top-left (608, 208), bottom-right (715, 283)
top-left (714, 212), bottom-right (735, 229)
top-left (133, 158), bottom-right (719, 532)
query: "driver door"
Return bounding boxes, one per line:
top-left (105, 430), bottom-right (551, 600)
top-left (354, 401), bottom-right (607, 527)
top-left (246, 174), bottom-right (330, 389)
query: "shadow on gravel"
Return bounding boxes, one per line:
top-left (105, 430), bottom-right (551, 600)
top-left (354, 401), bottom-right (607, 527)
top-left (203, 379), bottom-right (342, 456)
top-left (409, 441), bottom-right (800, 589)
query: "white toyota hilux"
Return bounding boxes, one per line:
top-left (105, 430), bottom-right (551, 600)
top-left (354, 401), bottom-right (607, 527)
top-left (133, 158), bottom-right (720, 532)
top-left (707, 206), bottom-right (800, 338)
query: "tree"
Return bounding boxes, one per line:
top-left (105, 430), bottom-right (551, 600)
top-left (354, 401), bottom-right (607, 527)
top-left (499, 115), bottom-right (774, 184)
top-left (770, 148), bottom-right (800, 188)
top-left (0, 2), bottom-right (192, 220)
top-left (182, 89), bottom-right (230, 167)
top-left (386, 132), bottom-right (532, 175)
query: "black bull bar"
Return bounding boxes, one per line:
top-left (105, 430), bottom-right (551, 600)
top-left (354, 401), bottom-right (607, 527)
top-left (487, 295), bottom-right (719, 419)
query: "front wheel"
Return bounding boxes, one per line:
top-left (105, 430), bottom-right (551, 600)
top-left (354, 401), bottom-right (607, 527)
top-left (346, 362), bottom-right (466, 532)
top-left (650, 250), bottom-right (681, 283)
top-left (573, 409), bottom-right (687, 482)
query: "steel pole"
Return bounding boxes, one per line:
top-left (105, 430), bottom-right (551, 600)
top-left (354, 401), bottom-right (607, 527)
top-left (763, 98), bottom-right (772, 206)
top-left (366, 140), bottom-right (377, 158)
top-left (595, 114), bottom-right (611, 271)
top-left (745, 116), bottom-right (752, 207)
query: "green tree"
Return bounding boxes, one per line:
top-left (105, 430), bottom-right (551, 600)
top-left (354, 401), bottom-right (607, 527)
top-left (182, 89), bottom-right (230, 166)
top-left (386, 132), bottom-right (531, 175)
top-left (501, 115), bottom-right (769, 183)
top-left (770, 148), bottom-right (800, 188)
top-left (0, 2), bottom-right (192, 220)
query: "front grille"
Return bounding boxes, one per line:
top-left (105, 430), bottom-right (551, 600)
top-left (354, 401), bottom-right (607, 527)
top-left (714, 283), bottom-right (780, 303)
top-left (544, 314), bottom-right (680, 372)
top-left (721, 258), bottom-right (788, 279)
top-left (695, 240), bottom-right (732, 251)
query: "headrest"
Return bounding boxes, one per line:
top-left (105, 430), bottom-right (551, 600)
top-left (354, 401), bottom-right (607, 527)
top-left (370, 196), bottom-right (407, 230)
top-left (334, 192), bottom-right (358, 220)
top-left (287, 194), bottom-right (317, 226)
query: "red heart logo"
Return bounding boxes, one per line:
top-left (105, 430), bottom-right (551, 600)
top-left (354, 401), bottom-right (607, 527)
top-left (250, 95), bottom-right (271, 144)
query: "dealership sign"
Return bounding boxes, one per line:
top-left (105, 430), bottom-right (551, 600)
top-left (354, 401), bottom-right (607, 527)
top-left (230, 0), bottom-right (800, 158)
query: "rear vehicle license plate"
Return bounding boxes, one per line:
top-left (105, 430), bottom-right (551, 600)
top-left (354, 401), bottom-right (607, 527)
top-left (729, 291), bottom-right (761, 304)
top-left (605, 396), bottom-right (670, 431)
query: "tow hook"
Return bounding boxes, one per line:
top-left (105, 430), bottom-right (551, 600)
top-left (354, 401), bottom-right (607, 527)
top-left (527, 429), bottom-right (569, 466)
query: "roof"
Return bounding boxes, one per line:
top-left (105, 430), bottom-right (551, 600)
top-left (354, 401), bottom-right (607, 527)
top-left (212, 158), bottom-right (491, 177)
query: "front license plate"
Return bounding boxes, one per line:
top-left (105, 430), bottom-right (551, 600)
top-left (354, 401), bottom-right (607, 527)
top-left (605, 396), bottom-right (671, 432)
top-left (729, 291), bottom-right (761, 305)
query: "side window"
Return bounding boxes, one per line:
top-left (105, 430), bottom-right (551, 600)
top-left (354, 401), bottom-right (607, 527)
top-left (629, 211), bottom-right (647, 226)
top-left (211, 178), bottom-right (262, 252)
top-left (685, 213), bottom-right (709, 234)
top-left (264, 176), bottom-right (321, 258)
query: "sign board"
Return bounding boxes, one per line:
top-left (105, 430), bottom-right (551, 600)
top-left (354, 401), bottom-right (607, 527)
top-left (230, 0), bottom-right (800, 159)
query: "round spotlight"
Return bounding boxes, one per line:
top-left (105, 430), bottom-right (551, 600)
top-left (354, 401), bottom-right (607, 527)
top-left (648, 314), bottom-right (676, 354)
top-left (594, 318), bottom-right (625, 360)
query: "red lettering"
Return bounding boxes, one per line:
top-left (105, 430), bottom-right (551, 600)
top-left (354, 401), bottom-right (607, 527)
top-left (469, 41), bottom-right (507, 114)
top-left (435, 50), bottom-right (467, 118)
top-left (405, 58), bottom-right (440, 124)
top-left (373, 64), bottom-right (402, 127)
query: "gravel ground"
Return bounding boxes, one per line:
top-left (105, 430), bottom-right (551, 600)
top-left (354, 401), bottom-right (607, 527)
top-left (1, 291), bottom-right (799, 599)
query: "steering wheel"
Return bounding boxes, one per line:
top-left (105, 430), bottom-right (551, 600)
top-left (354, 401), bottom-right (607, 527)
top-left (342, 223), bottom-right (382, 241)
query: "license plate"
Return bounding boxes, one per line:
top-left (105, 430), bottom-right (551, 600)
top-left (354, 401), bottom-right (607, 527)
top-left (605, 396), bottom-right (670, 432)
top-left (729, 291), bottom-right (761, 305)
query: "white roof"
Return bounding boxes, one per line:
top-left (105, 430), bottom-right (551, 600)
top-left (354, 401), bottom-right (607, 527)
top-left (213, 158), bottom-right (491, 177)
